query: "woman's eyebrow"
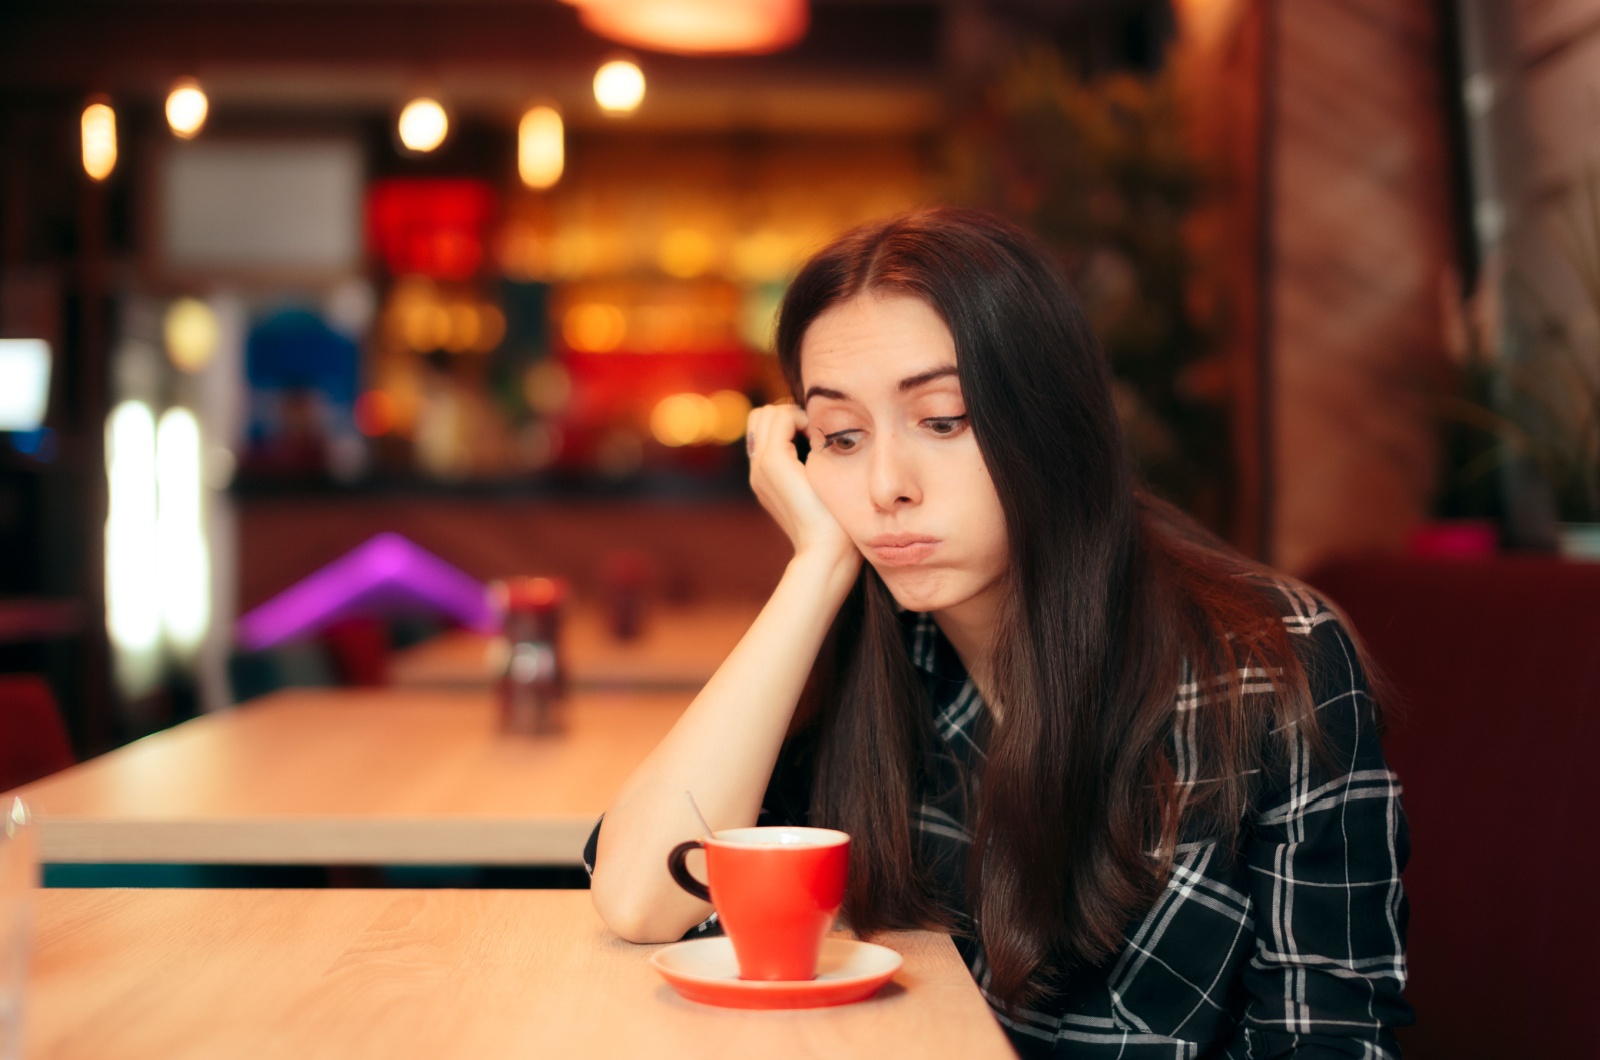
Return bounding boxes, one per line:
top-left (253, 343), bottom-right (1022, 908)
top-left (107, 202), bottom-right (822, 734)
top-left (803, 366), bottom-right (958, 406)
top-left (803, 385), bottom-right (849, 405)
top-left (897, 366), bottom-right (958, 392)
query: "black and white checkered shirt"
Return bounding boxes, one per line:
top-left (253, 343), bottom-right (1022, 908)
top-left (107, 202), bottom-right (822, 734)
top-left (585, 581), bottom-right (1411, 1057)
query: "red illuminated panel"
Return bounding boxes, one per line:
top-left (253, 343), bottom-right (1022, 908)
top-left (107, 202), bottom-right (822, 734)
top-left (563, 349), bottom-right (752, 421)
top-left (554, 348), bottom-right (756, 468)
top-left (366, 179), bottom-right (497, 280)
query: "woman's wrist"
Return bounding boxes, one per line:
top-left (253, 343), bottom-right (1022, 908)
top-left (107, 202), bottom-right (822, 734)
top-left (786, 546), bottom-right (861, 603)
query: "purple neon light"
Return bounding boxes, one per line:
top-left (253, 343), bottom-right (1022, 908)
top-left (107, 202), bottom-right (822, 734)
top-left (235, 532), bottom-right (494, 650)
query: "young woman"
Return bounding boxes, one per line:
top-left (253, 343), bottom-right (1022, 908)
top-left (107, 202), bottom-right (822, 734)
top-left (586, 208), bottom-right (1410, 1058)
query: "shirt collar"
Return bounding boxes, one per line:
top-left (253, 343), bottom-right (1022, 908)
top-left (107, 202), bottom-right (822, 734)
top-left (898, 609), bottom-right (972, 685)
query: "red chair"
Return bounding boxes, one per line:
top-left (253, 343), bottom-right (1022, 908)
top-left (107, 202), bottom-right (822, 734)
top-left (0, 674), bottom-right (76, 792)
top-left (1307, 557), bottom-right (1600, 1060)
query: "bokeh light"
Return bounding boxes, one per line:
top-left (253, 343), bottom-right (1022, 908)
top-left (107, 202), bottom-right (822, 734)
top-left (398, 97), bottom-right (449, 153)
top-left (81, 99), bottom-right (117, 181)
top-left (401, 302), bottom-right (452, 352)
top-left (594, 60), bottom-right (646, 114)
top-left (155, 407), bottom-right (210, 656)
top-left (165, 79), bottom-right (209, 139)
top-left (389, 278), bottom-right (505, 355)
top-left (163, 298), bottom-right (220, 373)
top-left (650, 392), bottom-right (717, 447)
top-left (105, 400), bottom-right (160, 693)
top-left (519, 106), bottom-right (564, 190)
top-left (708, 390), bottom-right (752, 443)
top-left (563, 303), bottom-right (627, 352)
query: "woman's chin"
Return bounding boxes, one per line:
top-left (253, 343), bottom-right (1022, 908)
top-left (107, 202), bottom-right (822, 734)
top-left (874, 565), bottom-right (964, 613)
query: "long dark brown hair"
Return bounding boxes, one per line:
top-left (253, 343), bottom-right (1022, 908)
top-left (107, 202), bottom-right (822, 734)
top-left (775, 207), bottom-right (1353, 1009)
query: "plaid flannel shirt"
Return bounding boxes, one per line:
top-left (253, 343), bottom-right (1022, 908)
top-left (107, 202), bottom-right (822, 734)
top-left (584, 580), bottom-right (1411, 1058)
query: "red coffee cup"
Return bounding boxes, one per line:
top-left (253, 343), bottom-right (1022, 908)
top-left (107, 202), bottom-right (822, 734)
top-left (667, 827), bottom-right (850, 981)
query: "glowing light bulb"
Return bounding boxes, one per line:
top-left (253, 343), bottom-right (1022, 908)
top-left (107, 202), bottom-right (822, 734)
top-left (577, 0), bottom-right (808, 57)
top-left (398, 97), bottom-right (449, 153)
top-left (165, 79), bottom-right (209, 139)
top-left (82, 99), bottom-right (117, 181)
top-left (594, 60), bottom-right (646, 114)
top-left (519, 106), bottom-right (564, 190)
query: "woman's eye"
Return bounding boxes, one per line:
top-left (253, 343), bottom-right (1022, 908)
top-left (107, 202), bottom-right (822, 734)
top-left (821, 430), bottom-right (861, 452)
top-left (923, 415), bottom-right (969, 436)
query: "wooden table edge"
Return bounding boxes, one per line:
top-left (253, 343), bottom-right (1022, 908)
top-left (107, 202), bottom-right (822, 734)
top-left (35, 815), bottom-right (598, 865)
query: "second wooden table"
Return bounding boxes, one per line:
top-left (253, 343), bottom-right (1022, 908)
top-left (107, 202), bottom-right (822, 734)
top-left (387, 601), bottom-right (760, 690)
top-left (7, 687), bottom-right (690, 866)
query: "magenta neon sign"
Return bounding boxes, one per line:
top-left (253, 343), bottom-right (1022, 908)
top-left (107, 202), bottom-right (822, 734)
top-left (235, 532), bottom-right (493, 650)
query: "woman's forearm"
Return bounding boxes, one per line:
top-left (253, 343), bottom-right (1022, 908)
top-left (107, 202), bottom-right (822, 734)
top-left (589, 549), bottom-right (858, 943)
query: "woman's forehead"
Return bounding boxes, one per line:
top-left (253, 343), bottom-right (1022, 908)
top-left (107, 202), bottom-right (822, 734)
top-left (798, 293), bottom-right (958, 397)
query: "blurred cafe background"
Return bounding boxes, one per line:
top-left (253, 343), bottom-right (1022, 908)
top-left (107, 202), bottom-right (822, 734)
top-left (2, 1), bottom-right (1600, 1054)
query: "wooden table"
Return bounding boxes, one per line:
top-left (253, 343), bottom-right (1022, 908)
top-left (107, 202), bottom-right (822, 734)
top-left (5, 688), bottom-right (690, 866)
top-left (388, 601), bottom-right (760, 690)
top-left (25, 889), bottom-right (1016, 1059)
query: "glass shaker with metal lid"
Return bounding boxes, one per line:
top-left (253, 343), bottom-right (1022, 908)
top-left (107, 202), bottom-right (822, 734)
top-left (494, 576), bottom-right (567, 735)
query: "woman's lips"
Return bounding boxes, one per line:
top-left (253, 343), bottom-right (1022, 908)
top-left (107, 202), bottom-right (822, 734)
top-left (865, 535), bottom-right (940, 566)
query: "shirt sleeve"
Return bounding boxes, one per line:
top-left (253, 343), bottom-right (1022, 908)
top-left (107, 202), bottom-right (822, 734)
top-left (1224, 614), bottom-right (1412, 1058)
top-left (581, 725), bottom-right (818, 943)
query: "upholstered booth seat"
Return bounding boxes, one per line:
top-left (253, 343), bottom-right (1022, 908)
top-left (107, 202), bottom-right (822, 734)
top-left (1307, 557), bottom-right (1600, 1060)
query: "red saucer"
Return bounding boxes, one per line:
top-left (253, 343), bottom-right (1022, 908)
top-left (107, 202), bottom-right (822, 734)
top-left (650, 937), bottom-right (903, 1010)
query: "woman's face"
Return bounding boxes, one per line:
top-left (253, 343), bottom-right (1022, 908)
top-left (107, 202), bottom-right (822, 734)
top-left (799, 293), bottom-right (1009, 615)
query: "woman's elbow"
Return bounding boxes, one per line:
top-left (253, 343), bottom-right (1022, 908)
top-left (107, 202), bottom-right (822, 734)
top-left (589, 871), bottom-right (686, 944)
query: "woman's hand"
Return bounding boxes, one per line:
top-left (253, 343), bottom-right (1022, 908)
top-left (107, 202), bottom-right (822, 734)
top-left (746, 403), bottom-right (860, 576)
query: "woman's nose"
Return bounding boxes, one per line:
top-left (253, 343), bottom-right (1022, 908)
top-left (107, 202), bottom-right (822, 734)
top-left (867, 432), bottom-right (921, 511)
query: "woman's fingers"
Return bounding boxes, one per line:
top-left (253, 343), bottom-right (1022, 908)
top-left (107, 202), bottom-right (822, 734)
top-left (746, 405), bottom-right (810, 502)
top-left (745, 404), bottom-right (854, 565)
top-left (746, 403), bottom-right (805, 466)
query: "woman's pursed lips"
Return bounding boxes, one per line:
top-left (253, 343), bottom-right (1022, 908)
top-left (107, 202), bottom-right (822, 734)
top-left (865, 533), bottom-right (940, 565)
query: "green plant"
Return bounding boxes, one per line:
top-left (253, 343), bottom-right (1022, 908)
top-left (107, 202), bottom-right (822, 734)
top-left (1436, 173), bottom-right (1600, 524)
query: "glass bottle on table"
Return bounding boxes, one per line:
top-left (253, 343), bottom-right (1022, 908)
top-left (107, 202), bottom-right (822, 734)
top-left (495, 576), bottom-right (567, 735)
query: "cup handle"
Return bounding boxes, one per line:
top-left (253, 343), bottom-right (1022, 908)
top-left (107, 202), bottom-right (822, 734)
top-left (666, 840), bottom-right (711, 903)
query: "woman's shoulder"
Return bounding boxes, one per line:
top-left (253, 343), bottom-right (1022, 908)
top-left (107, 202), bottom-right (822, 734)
top-left (1227, 571), bottom-right (1387, 776)
top-left (1231, 571), bottom-right (1365, 673)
